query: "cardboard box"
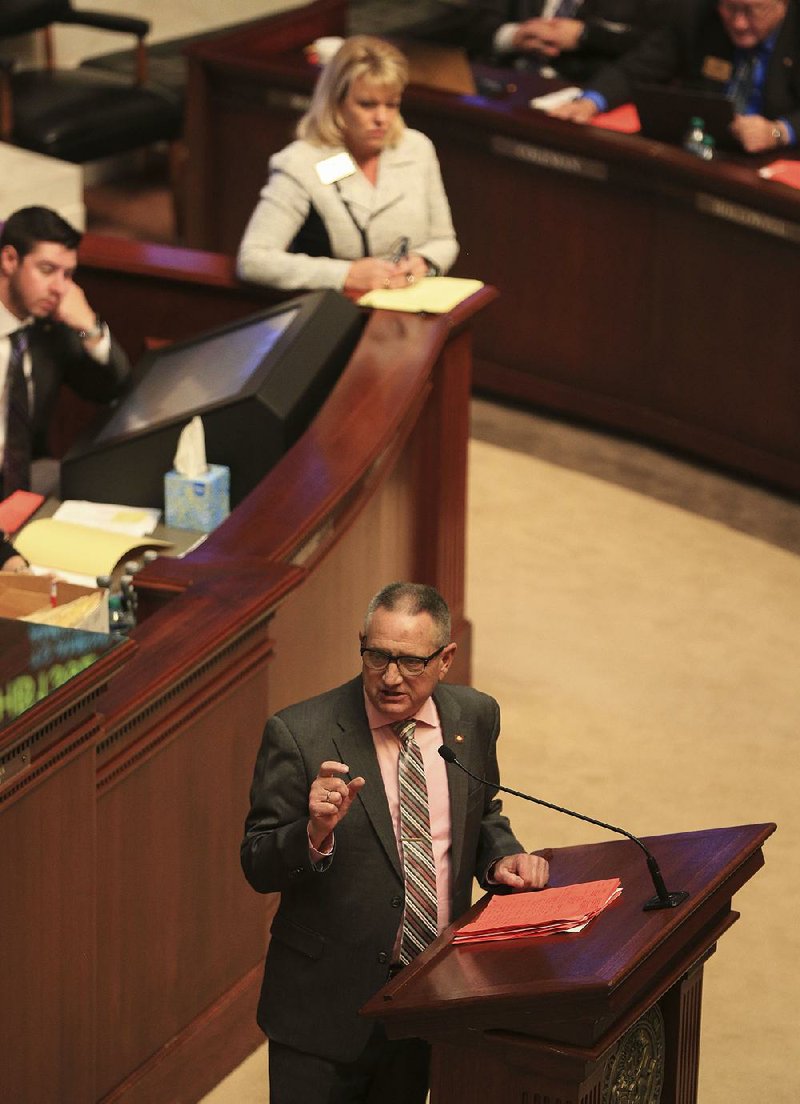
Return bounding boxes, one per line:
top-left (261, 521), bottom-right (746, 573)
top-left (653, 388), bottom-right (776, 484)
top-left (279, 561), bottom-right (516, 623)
top-left (0, 574), bottom-right (108, 632)
top-left (164, 464), bottom-right (230, 532)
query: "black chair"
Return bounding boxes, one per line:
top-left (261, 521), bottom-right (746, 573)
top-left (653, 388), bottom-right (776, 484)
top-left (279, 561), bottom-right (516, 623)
top-left (79, 20), bottom-right (266, 110)
top-left (0, 0), bottom-right (182, 166)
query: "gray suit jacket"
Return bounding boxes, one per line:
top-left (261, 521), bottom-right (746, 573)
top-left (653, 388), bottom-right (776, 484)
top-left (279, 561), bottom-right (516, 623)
top-left (241, 676), bottom-right (525, 1061)
top-left (236, 129), bottom-right (459, 292)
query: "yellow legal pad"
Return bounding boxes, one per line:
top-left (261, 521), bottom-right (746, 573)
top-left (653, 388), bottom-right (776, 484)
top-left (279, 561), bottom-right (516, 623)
top-left (15, 518), bottom-right (171, 578)
top-left (358, 276), bottom-right (484, 314)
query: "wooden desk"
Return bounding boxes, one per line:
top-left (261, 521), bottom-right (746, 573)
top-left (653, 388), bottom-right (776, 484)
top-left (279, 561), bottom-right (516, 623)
top-left (183, 0), bottom-right (800, 495)
top-left (1, 230), bottom-right (491, 1103)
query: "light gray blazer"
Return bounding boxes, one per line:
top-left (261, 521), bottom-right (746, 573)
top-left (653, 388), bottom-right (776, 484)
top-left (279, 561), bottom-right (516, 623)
top-left (236, 129), bottom-right (459, 291)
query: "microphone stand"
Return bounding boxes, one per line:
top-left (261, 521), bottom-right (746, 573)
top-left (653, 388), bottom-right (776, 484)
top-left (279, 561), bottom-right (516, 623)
top-left (439, 747), bottom-right (688, 912)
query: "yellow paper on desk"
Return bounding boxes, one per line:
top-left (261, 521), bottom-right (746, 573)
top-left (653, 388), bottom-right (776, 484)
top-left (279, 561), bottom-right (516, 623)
top-left (15, 518), bottom-right (170, 578)
top-left (20, 591), bottom-right (108, 632)
top-left (358, 276), bottom-right (484, 313)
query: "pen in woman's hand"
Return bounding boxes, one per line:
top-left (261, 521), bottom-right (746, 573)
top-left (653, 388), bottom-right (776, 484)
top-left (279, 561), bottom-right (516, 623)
top-left (390, 236), bottom-right (409, 264)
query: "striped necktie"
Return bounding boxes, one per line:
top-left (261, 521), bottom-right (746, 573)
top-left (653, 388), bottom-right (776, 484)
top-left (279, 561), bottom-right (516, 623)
top-left (394, 718), bottom-right (439, 965)
top-left (3, 328), bottom-right (32, 496)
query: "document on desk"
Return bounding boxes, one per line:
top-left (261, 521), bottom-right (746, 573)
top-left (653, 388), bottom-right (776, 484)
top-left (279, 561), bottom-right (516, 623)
top-left (529, 86), bottom-right (582, 112)
top-left (53, 499), bottom-right (161, 536)
top-left (452, 878), bottom-right (622, 943)
top-left (358, 277), bottom-right (484, 314)
top-left (15, 518), bottom-right (171, 581)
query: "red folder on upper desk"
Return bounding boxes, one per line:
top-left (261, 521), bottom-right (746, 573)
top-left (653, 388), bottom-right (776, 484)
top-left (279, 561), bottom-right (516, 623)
top-left (759, 159), bottom-right (800, 190)
top-left (452, 878), bottom-right (622, 944)
top-left (0, 490), bottom-right (45, 535)
top-left (590, 104), bottom-right (640, 134)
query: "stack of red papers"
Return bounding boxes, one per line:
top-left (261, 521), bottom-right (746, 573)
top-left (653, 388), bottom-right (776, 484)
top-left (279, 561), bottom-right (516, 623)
top-left (0, 490), bottom-right (45, 535)
top-left (589, 104), bottom-right (640, 134)
top-left (758, 160), bottom-right (800, 191)
top-left (452, 878), bottom-right (622, 944)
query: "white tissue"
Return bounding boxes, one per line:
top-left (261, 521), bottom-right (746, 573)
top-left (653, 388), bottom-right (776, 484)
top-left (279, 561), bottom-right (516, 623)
top-left (173, 415), bottom-right (207, 478)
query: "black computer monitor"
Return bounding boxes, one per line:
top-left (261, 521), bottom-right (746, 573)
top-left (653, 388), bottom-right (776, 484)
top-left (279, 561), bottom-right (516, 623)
top-left (61, 289), bottom-right (364, 509)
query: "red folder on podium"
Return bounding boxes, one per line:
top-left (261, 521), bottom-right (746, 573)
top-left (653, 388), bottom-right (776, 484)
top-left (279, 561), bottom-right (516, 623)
top-left (453, 878), bottom-right (622, 943)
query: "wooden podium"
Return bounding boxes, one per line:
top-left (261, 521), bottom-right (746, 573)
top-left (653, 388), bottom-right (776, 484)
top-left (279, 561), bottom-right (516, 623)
top-left (363, 823), bottom-right (775, 1104)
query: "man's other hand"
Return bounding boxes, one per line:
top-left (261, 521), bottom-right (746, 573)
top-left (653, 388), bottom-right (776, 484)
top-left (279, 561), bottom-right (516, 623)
top-left (492, 852), bottom-right (550, 890)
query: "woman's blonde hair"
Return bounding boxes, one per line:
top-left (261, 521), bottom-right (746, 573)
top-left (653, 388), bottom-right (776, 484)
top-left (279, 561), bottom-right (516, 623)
top-left (297, 36), bottom-right (408, 149)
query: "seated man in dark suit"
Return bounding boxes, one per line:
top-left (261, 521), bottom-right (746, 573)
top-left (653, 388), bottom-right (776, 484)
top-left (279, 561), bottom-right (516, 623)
top-left (547, 0), bottom-right (800, 152)
top-left (0, 206), bottom-right (130, 499)
top-left (347, 0), bottom-right (668, 83)
top-left (489, 0), bottom-right (671, 84)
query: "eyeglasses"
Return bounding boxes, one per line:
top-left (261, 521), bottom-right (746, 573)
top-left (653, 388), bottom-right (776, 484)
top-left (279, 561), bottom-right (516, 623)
top-left (360, 645), bottom-right (447, 677)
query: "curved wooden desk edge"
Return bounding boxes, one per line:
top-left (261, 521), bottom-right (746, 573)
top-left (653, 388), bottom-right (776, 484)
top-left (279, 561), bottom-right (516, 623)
top-left (140, 288), bottom-right (494, 572)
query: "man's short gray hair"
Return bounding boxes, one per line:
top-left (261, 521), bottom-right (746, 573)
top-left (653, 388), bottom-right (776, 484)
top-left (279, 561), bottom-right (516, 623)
top-left (365, 582), bottom-right (451, 647)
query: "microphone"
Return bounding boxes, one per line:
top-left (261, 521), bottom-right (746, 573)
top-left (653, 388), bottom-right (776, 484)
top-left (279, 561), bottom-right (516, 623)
top-left (438, 745), bottom-right (688, 912)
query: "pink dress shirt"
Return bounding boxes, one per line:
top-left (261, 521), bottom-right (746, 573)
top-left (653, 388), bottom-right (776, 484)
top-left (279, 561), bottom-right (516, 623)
top-left (365, 692), bottom-right (453, 943)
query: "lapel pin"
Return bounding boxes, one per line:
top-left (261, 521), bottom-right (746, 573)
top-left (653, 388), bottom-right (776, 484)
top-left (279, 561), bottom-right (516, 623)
top-left (455, 734), bottom-right (464, 743)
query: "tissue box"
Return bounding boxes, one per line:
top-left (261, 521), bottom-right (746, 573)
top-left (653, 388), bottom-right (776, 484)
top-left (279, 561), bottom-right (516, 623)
top-left (164, 464), bottom-right (230, 532)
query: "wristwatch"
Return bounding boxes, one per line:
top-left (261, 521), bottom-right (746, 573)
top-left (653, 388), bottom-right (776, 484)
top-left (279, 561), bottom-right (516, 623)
top-left (76, 315), bottom-right (104, 341)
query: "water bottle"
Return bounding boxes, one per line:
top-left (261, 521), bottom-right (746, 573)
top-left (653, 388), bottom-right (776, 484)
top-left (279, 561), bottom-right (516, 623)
top-left (682, 116), bottom-right (706, 157)
top-left (108, 591), bottom-right (127, 635)
top-left (699, 133), bottom-right (715, 162)
top-left (107, 578), bottom-right (137, 635)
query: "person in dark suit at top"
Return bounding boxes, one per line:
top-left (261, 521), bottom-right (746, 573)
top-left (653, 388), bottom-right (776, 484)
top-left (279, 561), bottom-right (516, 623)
top-left (347, 0), bottom-right (668, 84)
top-left (0, 206), bottom-right (129, 499)
top-left (241, 581), bottom-right (549, 1104)
top-left (547, 0), bottom-right (800, 152)
top-left (488, 0), bottom-right (671, 83)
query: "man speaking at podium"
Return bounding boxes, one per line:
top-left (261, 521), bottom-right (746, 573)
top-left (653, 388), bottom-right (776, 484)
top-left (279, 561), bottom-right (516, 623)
top-left (241, 581), bottom-right (549, 1103)
top-left (0, 206), bottom-right (129, 499)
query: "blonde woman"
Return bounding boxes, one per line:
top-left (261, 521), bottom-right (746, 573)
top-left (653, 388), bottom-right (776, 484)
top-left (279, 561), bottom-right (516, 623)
top-left (236, 36), bottom-right (458, 292)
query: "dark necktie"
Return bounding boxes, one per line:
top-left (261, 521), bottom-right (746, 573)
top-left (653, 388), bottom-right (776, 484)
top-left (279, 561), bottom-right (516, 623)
top-left (730, 53), bottom-right (756, 115)
top-left (394, 719), bottom-right (439, 965)
top-left (3, 328), bottom-right (32, 496)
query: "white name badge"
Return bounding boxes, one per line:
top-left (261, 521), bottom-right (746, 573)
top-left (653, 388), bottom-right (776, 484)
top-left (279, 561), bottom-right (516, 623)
top-left (315, 151), bottom-right (357, 185)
